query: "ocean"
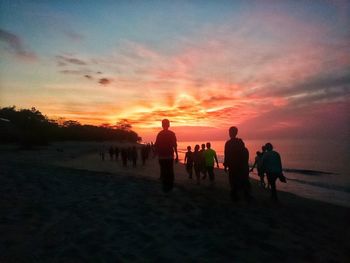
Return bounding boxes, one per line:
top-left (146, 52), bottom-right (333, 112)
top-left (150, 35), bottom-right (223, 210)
top-left (177, 139), bottom-right (350, 207)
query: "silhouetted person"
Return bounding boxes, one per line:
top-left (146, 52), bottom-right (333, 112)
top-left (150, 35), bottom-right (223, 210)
top-left (155, 119), bottom-right (178, 193)
top-left (127, 147), bottom-right (133, 162)
top-left (184, 146), bottom-right (194, 179)
top-left (114, 146), bottom-right (119, 161)
top-left (141, 145), bottom-right (149, 165)
top-left (121, 148), bottom-right (128, 167)
top-left (131, 146), bottom-right (138, 167)
top-left (192, 144), bottom-right (202, 185)
top-left (204, 142), bottom-right (219, 184)
top-left (109, 146), bottom-right (114, 161)
top-left (100, 151), bottom-right (105, 161)
top-left (200, 143), bottom-right (207, 179)
top-left (250, 151), bottom-right (266, 188)
top-left (262, 143), bottom-right (286, 201)
top-left (224, 126), bottom-right (251, 202)
top-left (261, 145), bottom-right (268, 188)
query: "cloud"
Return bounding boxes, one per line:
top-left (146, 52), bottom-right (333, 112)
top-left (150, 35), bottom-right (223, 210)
top-left (99, 78), bottom-right (112, 85)
top-left (0, 28), bottom-right (37, 61)
top-left (63, 30), bottom-right (84, 42)
top-left (60, 70), bottom-right (84, 75)
top-left (56, 55), bottom-right (87, 65)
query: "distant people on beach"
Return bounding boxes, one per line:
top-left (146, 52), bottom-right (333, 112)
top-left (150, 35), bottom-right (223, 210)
top-left (250, 151), bottom-right (266, 188)
top-left (114, 146), bottom-right (119, 161)
top-left (100, 150), bottom-right (105, 161)
top-left (184, 146), bottom-right (194, 179)
top-left (155, 119), bottom-right (179, 193)
top-left (121, 147), bottom-right (128, 167)
top-left (224, 126), bottom-right (252, 202)
top-left (262, 142), bottom-right (286, 201)
top-left (204, 142), bottom-right (219, 184)
top-left (141, 144), bottom-right (151, 165)
top-left (109, 146), bottom-right (114, 161)
top-left (131, 146), bottom-right (138, 167)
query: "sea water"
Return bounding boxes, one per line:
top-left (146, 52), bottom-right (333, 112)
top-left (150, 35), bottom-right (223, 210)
top-left (177, 139), bottom-right (350, 207)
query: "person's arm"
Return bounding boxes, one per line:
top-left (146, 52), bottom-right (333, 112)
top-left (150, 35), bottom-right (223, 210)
top-left (174, 134), bottom-right (178, 163)
top-left (277, 152), bottom-right (282, 173)
top-left (214, 152), bottom-right (219, 168)
top-left (250, 159), bottom-right (257, 172)
top-left (174, 145), bottom-right (179, 163)
top-left (184, 153), bottom-right (188, 164)
top-left (224, 142), bottom-right (228, 172)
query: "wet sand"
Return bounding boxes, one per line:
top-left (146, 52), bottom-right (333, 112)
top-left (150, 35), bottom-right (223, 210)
top-left (1, 142), bottom-right (349, 262)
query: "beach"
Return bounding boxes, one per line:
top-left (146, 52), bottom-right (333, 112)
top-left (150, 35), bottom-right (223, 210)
top-left (1, 142), bottom-right (349, 262)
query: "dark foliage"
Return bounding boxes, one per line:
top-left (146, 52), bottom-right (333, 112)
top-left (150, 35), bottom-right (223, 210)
top-left (0, 106), bottom-right (141, 147)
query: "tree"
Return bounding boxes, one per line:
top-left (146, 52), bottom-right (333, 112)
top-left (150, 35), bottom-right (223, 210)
top-left (115, 119), bottom-right (132, 131)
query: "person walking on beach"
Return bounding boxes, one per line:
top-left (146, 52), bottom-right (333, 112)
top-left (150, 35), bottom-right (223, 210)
top-left (224, 126), bottom-right (252, 202)
top-left (131, 146), bottom-right (138, 167)
top-left (100, 150), bottom-right (105, 161)
top-left (204, 142), bottom-right (219, 184)
top-left (250, 151), bottom-right (266, 188)
top-left (200, 143), bottom-right (207, 180)
top-left (114, 146), bottom-right (119, 161)
top-left (121, 148), bottom-right (128, 167)
top-left (108, 146), bottom-right (114, 161)
top-left (184, 146), bottom-right (194, 179)
top-left (155, 119), bottom-right (179, 193)
top-left (192, 144), bottom-right (202, 185)
top-left (262, 143), bottom-right (286, 201)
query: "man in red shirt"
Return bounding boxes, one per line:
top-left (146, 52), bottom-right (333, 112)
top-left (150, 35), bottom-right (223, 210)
top-left (155, 119), bottom-right (179, 192)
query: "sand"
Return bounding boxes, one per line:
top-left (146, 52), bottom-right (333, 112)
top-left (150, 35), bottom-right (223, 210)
top-left (0, 142), bottom-right (349, 262)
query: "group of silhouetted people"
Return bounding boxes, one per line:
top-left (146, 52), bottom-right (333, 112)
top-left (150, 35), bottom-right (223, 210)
top-left (184, 142), bottom-right (219, 185)
top-left (250, 143), bottom-right (287, 201)
top-left (99, 143), bottom-right (153, 168)
top-left (154, 119), bottom-right (286, 202)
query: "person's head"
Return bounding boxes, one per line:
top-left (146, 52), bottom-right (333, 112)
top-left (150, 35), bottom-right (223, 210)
top-left (229, 126), bottom-right (238, 138)
top-left (194, 144), bottom-right (200, 152)
top-left (256, 151), bottom-right (262, 156)
top-left (206, 142), bottom-right (211, 149)
top-left (187, 146), bottom-right (191, 151)
top-left (162, 119), bottom-right (170, 130)
top-left (265, 143), bottom-right (273, 151)
top-left (201, 143), bottom-right (206, 150)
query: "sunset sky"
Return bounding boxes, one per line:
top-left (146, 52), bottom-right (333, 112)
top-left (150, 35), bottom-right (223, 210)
top-left (0, 0), bottom-right (349, 141)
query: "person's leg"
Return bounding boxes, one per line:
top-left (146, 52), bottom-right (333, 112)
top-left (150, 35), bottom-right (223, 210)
top-left (159, 159), bottom-right (166, 180)
top-left (207, 166), bottom-right (215, 182)
top-left (186, 165), bottom-right (192, 179)
top-left (160, 159), bottom-right (174, 192)
top-left (258, 171), bottom-right (266, 188)
top-left (267, 173), bottom-right (278, 201)
top-left (189, 164), bottom-right (193, 179)
top-left (202, 164), bottom-right (207, 179)
top-left (229, 170), bottom-right (239, 201)
top-left (194, 166), bottom-right (201, 185)
top-left (243, 176), bottom-right (252, 202)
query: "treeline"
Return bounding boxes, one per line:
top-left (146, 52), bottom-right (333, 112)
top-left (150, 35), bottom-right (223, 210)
top-left (0, 106), bottom-right (141, 147)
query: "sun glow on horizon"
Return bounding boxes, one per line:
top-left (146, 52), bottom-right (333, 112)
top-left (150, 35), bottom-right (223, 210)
top-left (0, 1), bottom-right (349, 141)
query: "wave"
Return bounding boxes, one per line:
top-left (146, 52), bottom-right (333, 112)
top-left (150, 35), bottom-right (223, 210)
top-left (286, 178), bottom-right (350, 193)
top-left (179, 150), bottom-right (336, 176)
top-left (283, 168), bottom-right (336, 176)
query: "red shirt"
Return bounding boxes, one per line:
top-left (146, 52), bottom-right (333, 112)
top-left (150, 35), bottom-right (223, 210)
top-left (155, 129), bottom-right (177, 159)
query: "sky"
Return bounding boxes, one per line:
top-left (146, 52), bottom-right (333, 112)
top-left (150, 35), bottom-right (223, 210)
top-left (0, 0), bottom-right (349, 141)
